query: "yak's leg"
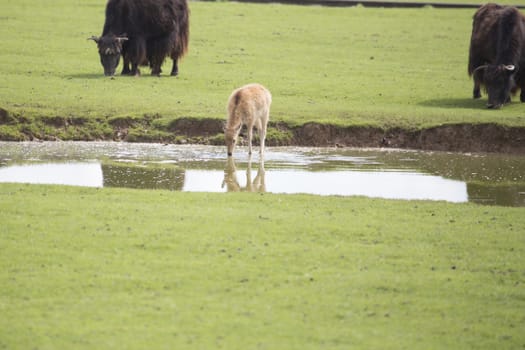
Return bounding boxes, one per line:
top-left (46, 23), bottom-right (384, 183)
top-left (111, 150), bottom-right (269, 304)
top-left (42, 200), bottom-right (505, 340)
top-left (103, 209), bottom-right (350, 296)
top-left (130, 62), bottom-right (141, 77)
top-left (150, 53), bottom-right (163, 76)
top-left (149, 55), bottom-right (162, 76)
top-left (472, 64), bottom-right (485, 99)
top-left (472, 68), bottom-right (483, 99)
top-left (473, 83), bottom-right (481, 99)
top-left (145, 38), bottom-right (161, 76)
top-left (469, 55), bottom-right (484, 99)
top-left (121, 65), bottom-right (131, 75)
top-left (130, 38), bottom-right (146, 77)
top-left (170, 58), bottom-right (179, 76)
top-left (169, 48), bottom-right (180, 76)
top-left (151, 64), bottom-right (162, 77)
top-left (473, 77), bottom-right (482, 99)
top-left (120, 42), bottom-right (131, 75)
top-left (121, 55), bottom-right (131, 75)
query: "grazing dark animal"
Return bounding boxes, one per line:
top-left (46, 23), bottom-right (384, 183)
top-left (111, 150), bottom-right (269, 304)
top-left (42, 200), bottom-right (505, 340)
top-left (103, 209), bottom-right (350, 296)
top-left (89, 0), bottom-right (189, 77)
top-left (468, 3), bottom-right (525, 108)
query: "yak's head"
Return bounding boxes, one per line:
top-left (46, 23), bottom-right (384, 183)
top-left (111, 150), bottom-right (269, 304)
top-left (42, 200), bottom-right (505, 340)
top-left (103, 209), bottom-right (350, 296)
top-left (475, 64), bottom-right (516, 109)
top-left (89, 34), bottom-right (128, 76)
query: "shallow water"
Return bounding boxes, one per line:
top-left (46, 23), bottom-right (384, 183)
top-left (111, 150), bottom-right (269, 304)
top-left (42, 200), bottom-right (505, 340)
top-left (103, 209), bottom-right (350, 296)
top-left (0, 141), bottom-right (524, 206)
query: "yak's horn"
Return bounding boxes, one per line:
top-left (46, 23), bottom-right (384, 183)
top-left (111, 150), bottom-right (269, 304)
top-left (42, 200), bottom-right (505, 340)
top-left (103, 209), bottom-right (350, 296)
top-left (88, 36), bottom-right (100, 43)
top-left (504, 65), bottom-right (516, 71)
top-left (473, 65), bottom-right (488, 74)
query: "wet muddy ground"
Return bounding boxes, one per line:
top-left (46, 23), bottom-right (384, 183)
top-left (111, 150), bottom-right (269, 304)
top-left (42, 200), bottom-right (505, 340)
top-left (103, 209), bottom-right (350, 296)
top-left (0, 141), bottom-right (524, 206)
top-left (1, 107), bottom-right (525, 155)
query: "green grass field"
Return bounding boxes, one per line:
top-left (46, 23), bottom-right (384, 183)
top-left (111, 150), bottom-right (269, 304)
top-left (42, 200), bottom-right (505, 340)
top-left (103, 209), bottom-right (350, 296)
top-left (2, 1), bottom-right (525, 348)
top-left (1, 183), bottom-right (524, 349)
top-left (1, 0), bottom-right (525, 143)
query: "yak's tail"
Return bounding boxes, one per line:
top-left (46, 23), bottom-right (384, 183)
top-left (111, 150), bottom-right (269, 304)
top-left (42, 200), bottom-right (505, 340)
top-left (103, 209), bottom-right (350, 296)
top-left (173, 0), bottom-right (190, 59)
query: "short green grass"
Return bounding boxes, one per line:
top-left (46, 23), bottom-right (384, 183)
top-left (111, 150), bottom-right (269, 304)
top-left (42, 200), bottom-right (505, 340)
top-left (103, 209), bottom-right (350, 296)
top-left (1, 0), bottom-right (525, 140)
top-left (2, 2), bottom-right (524, 348)
top-left (1, 183), bottom-right (524, 349)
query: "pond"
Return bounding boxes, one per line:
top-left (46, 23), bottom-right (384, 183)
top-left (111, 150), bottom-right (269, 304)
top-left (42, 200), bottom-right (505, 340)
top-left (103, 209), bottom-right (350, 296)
top-left (0, 141), bottom-right (524, 207)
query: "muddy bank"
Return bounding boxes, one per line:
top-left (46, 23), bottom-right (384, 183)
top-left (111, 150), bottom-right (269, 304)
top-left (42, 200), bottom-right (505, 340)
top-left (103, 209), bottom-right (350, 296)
top-left (0, 109), bottom-right (524, 154)
top-left (292, 122), bottom-right (525, 154)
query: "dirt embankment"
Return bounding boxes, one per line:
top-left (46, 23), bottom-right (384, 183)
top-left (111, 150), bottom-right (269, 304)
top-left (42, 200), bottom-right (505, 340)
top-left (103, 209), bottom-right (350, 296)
top-left (1, 108), bottom-right (524, 154)
top-left (290, 122), bottom-right (525, 154)
top-left (170, 118), bottom-right (525, 154)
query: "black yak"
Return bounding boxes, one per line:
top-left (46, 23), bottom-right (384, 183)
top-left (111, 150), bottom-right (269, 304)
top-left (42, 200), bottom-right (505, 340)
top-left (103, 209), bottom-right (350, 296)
top-left (90, 0), bottom-right (189, 77)
top-left (468, 3), bottom-right (525, 109)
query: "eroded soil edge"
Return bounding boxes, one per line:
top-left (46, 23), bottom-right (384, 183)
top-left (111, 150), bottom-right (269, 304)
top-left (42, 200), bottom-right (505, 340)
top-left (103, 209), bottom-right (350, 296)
top-left (1, 109), bottom-right (524, 154)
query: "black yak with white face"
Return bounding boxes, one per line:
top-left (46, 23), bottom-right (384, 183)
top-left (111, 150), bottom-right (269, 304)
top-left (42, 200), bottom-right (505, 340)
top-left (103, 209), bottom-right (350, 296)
top-left (468, 3), bottom-right (525, 108)
top-left (90, 0), bottom-right (189, 77)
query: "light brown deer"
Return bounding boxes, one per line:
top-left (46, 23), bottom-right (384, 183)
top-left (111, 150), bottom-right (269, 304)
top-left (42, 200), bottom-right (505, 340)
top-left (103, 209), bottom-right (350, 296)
top-left (225, 83), bottom-right (271, 157)
top-left (222, 157), bottom-right (266, 193)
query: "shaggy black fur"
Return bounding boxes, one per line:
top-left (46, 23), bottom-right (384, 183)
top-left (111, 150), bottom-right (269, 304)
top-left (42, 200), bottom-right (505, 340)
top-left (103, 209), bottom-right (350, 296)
top-left (92, 0), bottom-right (189, 77)
top-left (468, 3), bottom-right (525, 108)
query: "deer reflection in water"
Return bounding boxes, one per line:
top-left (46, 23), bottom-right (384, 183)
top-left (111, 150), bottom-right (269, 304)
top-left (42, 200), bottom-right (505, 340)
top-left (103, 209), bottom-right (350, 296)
top-left (222, 156), bottom-right (266, 193)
